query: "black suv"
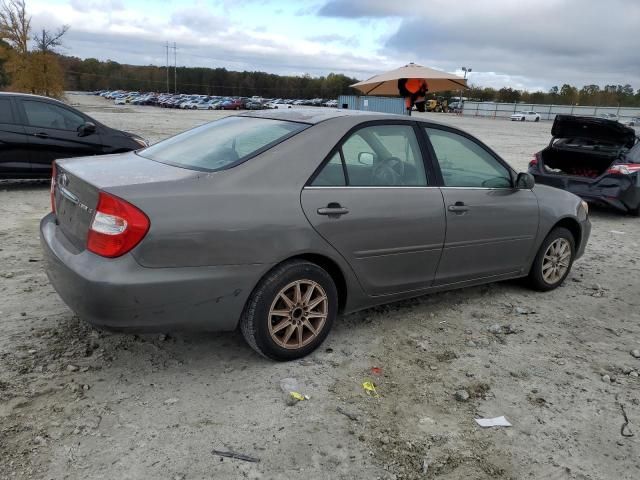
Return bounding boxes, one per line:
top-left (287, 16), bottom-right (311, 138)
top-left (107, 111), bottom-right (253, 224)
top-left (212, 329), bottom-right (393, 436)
top-left (0, 92), bottom-right (148, 179)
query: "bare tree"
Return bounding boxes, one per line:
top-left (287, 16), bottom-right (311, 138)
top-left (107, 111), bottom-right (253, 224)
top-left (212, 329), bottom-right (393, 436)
top-left (0, 0), bottom-right (68, 97)
top-left (34, 24), bottom-right (69, 53)
top-left (0, 0), bottom-right (30, 54)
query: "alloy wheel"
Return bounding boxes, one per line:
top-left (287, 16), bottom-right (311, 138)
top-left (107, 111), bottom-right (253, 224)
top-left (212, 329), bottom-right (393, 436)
top-left (541, 238), bottom-right (571, 284)
top-left (268, 280), bottom-right (328, 350)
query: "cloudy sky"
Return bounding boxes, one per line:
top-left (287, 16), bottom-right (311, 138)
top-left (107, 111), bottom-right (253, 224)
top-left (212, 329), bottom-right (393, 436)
top-left (26, 0), bottom-right (639, 91)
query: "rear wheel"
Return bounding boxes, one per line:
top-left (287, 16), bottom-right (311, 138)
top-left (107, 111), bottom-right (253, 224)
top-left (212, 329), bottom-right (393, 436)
top-left (629, 205), bottom-right (640, 217)
top-left (240, 260), bottom-right (338, 361)
top-left (527, 227), bottom-right (575, 291)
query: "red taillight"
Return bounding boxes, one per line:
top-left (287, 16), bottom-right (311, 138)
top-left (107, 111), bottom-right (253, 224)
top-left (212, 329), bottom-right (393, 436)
top-left (50, 162), bottom-right (57, 213)
top-left (606, 164), bottom-right (640, 175)
top-left (87, 192), bottom-right (150, 258)
top-left (529, 156), bottom-right (538, 168)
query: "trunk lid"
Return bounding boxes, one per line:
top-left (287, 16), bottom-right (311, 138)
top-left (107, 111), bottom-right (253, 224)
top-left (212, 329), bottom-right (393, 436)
top-left (53, 152), bottom-right (198, 250)
top-left (551, 115), bottom-right (636, 148)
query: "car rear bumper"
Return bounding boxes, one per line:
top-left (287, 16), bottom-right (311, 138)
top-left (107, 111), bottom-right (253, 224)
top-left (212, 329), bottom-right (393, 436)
top-left (530, 169), bottom-right (640, 213)
top-left (40, 213), bottom-right (269, 332)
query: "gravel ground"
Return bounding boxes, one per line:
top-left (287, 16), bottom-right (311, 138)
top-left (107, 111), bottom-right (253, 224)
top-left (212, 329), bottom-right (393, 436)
top-left (1, 94), bottom-right (639, 480)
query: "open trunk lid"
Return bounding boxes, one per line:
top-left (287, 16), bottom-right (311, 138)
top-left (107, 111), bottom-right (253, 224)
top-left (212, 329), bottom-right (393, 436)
top-left (551, 115), bottom-right (636, 148)
top-left (53, 152), bottom-right (198, 251)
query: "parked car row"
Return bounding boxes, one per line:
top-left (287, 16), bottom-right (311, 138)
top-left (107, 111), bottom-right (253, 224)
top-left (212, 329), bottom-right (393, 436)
top-left (93, 91), bottom-right (340, 110)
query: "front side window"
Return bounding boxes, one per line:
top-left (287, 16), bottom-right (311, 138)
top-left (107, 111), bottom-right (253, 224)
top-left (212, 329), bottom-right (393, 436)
top-left (139, 116), bottom-right (308, 171)
top-left (312, 124), bottom-right (427, 187)
top-left (425, 128), bottom-right (512, 188)
top-left (22, 100), bottom-right (85, 131)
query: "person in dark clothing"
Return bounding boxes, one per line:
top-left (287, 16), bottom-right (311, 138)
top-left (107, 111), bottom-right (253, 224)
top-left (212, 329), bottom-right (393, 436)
top-left (398, 78), bottom-right (428, 113)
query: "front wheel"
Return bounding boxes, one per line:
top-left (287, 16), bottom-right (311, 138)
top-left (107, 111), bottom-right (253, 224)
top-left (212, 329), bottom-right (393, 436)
top-left (535, 117), bottom-right (540, 122)
top-left (521, 117), bottom-right (525, 122)
top-left (527, 227), bottom-right (575, 291)
top-left (240, 260), bottom-right (338, 361)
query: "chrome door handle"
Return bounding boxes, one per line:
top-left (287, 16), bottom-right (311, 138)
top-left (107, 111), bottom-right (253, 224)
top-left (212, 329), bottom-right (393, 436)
top-left (317, 203), bottom-right (349, 217)
top-left (33, 132), bottom-right (49, 139)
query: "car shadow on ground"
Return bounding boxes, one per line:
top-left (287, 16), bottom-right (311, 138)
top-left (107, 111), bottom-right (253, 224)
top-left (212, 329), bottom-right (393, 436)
top-left (587, 203), bottom-right (637, 220)
top-left (36, 278), bottom-right (529, 369)
top-left (0, 179), bottom-right (50, 191)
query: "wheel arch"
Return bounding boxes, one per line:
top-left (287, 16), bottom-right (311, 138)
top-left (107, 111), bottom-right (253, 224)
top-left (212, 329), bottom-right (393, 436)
top-left (251, 253), bottom-right (348, 313)
top-left (551, 217), bottom-right (582, 251)
top-left (283, 253), bottom-right (348, 313)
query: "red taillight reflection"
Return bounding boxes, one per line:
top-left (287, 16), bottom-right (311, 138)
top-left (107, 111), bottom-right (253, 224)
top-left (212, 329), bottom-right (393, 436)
top-left (87, 191), bottom-right (150, 258)
top-left (50, 162), bottom-right (57, 213)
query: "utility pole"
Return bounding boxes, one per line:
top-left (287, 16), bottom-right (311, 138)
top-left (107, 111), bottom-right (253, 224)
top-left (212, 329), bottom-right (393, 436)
top-left (166, 41), bottom-right (170, 93)
top-left (173, 42), bottom-right (177, 94)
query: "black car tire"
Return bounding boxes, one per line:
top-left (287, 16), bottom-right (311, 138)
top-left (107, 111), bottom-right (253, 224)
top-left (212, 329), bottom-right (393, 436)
top-left (629, 205), bottom-right (640, 217)
top-left (521, 117), bottom-right (525, 122)
top-left (527, 227), bottom-right (575, 291)
top-left (535, 117), bottom-right (540, 122)
top-left (240, 260), bottom-right (338, 361)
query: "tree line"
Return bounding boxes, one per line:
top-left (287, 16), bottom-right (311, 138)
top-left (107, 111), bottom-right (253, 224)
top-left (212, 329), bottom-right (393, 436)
top-left (460, 83), bottom-right (640, 107)
top-left (58, 55), bottom-right (360, 100)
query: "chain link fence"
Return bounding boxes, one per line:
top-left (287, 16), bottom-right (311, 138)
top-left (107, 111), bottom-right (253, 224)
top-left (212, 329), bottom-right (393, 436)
top-left (462, 102), bottom-right (640, 123)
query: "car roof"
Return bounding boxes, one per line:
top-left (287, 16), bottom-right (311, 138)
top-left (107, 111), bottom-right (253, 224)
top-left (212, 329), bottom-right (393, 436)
top-left (240, 107), bottom-right (400, 125)
top-left (0, 91), bottom-right (66, 103)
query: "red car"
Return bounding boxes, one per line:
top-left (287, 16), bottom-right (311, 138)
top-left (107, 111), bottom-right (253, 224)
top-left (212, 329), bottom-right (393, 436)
top-left (220, 99), bottom-right (245, 110)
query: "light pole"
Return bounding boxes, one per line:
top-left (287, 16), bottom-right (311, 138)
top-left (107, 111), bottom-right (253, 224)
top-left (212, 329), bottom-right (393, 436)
top-left (458, 66), bottom-right (472, 113)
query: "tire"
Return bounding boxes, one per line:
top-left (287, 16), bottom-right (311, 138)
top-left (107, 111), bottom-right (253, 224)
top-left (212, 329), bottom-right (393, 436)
top-left (535, 117), bottom-right (540, 122)
top-left (240, 260), bottom-right (338, 361)
top-left (628, 205), bottom-right (640, 217)
top-left (521, 117), bottom-right (525, 122)
top-left (527, 227), bottom-right (575, 291)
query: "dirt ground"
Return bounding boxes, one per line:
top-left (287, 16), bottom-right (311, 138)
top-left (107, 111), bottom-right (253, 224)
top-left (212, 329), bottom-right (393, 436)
top-left (1, 94), bottom-right (639, 480)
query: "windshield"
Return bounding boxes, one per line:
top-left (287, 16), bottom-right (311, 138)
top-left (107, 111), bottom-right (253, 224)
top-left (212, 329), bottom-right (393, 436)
top-left (138, 116), bottom-right (308, 171)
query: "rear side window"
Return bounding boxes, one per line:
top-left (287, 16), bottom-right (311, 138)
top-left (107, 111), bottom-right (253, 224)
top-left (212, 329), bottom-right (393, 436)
top-left (0, 98), bottom-right (15, 124)
top-left (311, 124), bottom-right (427, 187)
top-left (312, 152), bottom-right (346, 186)
top-left (22, 100), bottom-right (85, 131)
top-left (139, 116), bottom-right (308, 171)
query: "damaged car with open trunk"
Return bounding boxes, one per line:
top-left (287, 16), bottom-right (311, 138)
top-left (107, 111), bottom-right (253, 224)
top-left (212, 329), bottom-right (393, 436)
top-left (529, 115), bottom-right (640, 216)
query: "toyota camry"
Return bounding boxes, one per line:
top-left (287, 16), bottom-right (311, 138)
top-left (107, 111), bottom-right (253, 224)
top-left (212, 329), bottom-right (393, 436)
top-left (41, 109), bottom-right (591, 360)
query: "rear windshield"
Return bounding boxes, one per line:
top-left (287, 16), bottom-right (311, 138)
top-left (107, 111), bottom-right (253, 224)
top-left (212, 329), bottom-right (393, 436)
top-left (138, 116), bottom-right (308, 171)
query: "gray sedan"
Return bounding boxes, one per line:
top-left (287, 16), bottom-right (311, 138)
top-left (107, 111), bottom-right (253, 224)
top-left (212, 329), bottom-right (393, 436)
top-left (41, 109), bottom-right (591, 360)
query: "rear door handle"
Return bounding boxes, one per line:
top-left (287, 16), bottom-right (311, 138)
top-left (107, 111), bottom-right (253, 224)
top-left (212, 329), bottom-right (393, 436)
top-left (317, 203), bottom-right (349, 217)
top-left (33, 132), bottom-right (49, 139)
top-left (448, 202), bottom-right (469, 213)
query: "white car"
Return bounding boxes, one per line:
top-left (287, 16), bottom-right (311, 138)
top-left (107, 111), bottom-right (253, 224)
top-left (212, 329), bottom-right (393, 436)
top-left (324, 100), bottom-right (338, 107)
top-left (114, 97), bottom-right (127, 105)
top-left (270, 102), bottom-right (292, 109)
top-left (625, 116), bottom-right (640, 126)
top-left (598, 113), bottom-right (619, 121)
top-left (511, 111), bottom-right (540, 122)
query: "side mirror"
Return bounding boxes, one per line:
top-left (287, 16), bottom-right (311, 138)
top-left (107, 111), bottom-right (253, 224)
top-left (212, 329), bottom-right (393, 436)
top-left (358, 152), bottom-right (375, 166)
top-left (516, 172), bottom-right (535, 189)
top-left (78, 121), bottom-right (96, 137)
